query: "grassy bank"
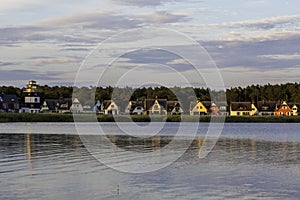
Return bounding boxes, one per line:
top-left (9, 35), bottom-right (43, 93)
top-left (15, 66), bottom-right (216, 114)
top-left (1, 112), bottom-right (300, 123)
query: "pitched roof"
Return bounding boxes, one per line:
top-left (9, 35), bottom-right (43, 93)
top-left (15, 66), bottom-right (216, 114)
top-left (145, 99), bottom-right (167, 110)
top-left (129, 100), bottom-right (143, 112)
top-left (44, 98), bottom-right (72, 110)
top-left (103, 100), bottom-right (120, 109)
top-left (103, 100), bottom-right (112, 109)
top-left (288, 102), bottom-right (300, 108)
top-left (189, 101), bottom-right (198, 110)
top-left (202, 101), bottom-right (221, 109)
top-left (0, 94), bottom-right (19, 104)
top-left (166, 101), bottom-right (181, 112)
top-left (215, 101), bottom-right (228, 107)
top-left (256, 101), bottom-right (278, 112)
top-left (230, 102), bottom-right (252, 111)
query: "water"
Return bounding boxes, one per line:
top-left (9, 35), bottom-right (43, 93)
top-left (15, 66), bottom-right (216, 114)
top-left (0, 123), bottom-right (299, 200)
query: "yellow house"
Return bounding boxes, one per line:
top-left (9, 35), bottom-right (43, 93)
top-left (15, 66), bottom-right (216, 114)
top-left (190, 101), bottom-right (208, 115)
top-left (230, 102), bottom-right (257, 116)
top-left (144, 99), bottom-right (167, 115)
top-left (289, 103), bottom-right (299, 116)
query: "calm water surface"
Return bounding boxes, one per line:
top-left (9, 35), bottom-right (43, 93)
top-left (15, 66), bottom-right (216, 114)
top-left (0, 123), bottom-right (299, 200)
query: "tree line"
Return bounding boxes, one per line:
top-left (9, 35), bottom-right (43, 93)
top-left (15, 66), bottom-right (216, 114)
top-left (1, 82), bottom-right (300, 105)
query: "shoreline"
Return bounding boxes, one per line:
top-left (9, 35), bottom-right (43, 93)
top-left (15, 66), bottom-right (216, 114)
top-left (1, 113), bottom-right (300, 123)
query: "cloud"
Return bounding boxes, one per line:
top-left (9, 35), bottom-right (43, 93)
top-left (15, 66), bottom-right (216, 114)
top-left (202, 36), bottom-right (300, 71)
top-left (109, 0), bottom-right (180, 7)
top-left (61, 48), bottom-right (90, 52)
top-left (0, 0), bottom-right (42, 11)
top-left (0, 62), bottom-right (20, 67)
top-left (258, 54), bottom-right (300, 60)
top-left (35, 11), bottom-right (141, 30)
top-left (136, 11), bottom-right (188, 24)
top-left (211, 15), bottom-right (300, 30)
top-left (0, 12), bottom-right (141, 44)
top-left (0, 10), bottom-right (187, 46)
top-left (0, 69), bottom-right (60, 81)
top-left (31, 57), bottom-right (81, 66)
top-left (0, 26), bottom-right (45, 41)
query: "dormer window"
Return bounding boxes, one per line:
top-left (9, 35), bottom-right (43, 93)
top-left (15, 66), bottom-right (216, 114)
top-left (262, 106), bottom-right (268, 110)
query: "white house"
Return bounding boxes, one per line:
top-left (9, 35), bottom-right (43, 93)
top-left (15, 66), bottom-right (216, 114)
top-left (104, 100), bottom-right (120, 115)
top-left (70, 98), bottom-right (83, 113)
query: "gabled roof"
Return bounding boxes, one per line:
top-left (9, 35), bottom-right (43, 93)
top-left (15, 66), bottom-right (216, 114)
top-left (103, 100), bottom-right (112, 109)
top-left (145, 99), bottom-right (167, 110)
top-left (231, 102), bottom-right (252, 111)
top-left (44, 98), bottom-right (72, 110)
top-left (288, 102), bottom-right (300, 108)
top-left (215, 101), bottom-right (228, 107)
top-left (202, 101), bottom-right (220, 109)
top-left (0, 94), bottom-right (19, 104)
top-left (166, 101), bottom-right (182, 112)
top-left (103, 100), bottom-right (119, 109)
top-left (129, 100), bottom-right (143, 112)
top-left (189, 101), bottom-right (198, 110)
top-left (189, 100), bottom-right (207, 110)
top-left (257, 101), bottom-right (278, 112)
top-left (44, 99), bottom-right (57, 110)
top-left (72, 98), bottom-right (81, 104)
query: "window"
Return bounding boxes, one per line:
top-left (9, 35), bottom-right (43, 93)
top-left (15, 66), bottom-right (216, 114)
top-left (237, 112), bottom-right (240, 116)
top-left (220, 106), bottom-right (226, 111)
top-left (34, 98), bottom-right (38, 103)
top-left (262, 106), bottom-right (270, 111)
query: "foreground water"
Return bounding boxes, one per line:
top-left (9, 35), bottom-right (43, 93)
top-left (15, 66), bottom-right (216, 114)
top-left (0, 123), bottom-right (299, 200)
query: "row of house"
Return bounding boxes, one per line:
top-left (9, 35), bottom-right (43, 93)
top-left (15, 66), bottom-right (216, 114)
top-left (1, 81), bottom-right (300, 116)
top-left (39, 99), bottom-right (300, 117)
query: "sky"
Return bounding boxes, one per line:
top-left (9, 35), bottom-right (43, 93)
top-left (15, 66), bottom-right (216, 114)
top-left (1, 0), bottom-right (300, 88)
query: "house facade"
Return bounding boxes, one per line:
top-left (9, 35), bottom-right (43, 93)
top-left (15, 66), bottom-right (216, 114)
top-left (144, 99), bottom-right (167, 115)
top-left (202, 101), bottom-right (220, 115)
top-left (190, 100), bottom-right (208, 115)
top-left (125, 100), bottom-right (144, 115)
top-left (0, 94), bottom-right (19, 112)
top-left (216, 101), bottom-right (229, 116)
top-left (230, 102), bottom-right (257, 116)
top-left (70, 98), bottom-right (83, 113)
top-left (288, 103), bottom-right (300, 116)
top-left (167, 101), bottom-right (183, 115)
top-left (103, 100), bottom-right (120, 115)
top-left (274, 101), bottom-right (292, 116)
top-left (20, 80), bottom-right (41, 113)
top-left (41, 99), bottom-right (73, 113)
top-left (256, 101), bottom-right (278, 116)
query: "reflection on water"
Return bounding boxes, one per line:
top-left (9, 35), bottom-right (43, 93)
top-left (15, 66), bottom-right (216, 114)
top-left (0, 132), bottom-right (299, 200)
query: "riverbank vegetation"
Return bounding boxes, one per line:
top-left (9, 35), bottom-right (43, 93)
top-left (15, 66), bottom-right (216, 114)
top-left (1, 113), bottom-right (300, 123)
